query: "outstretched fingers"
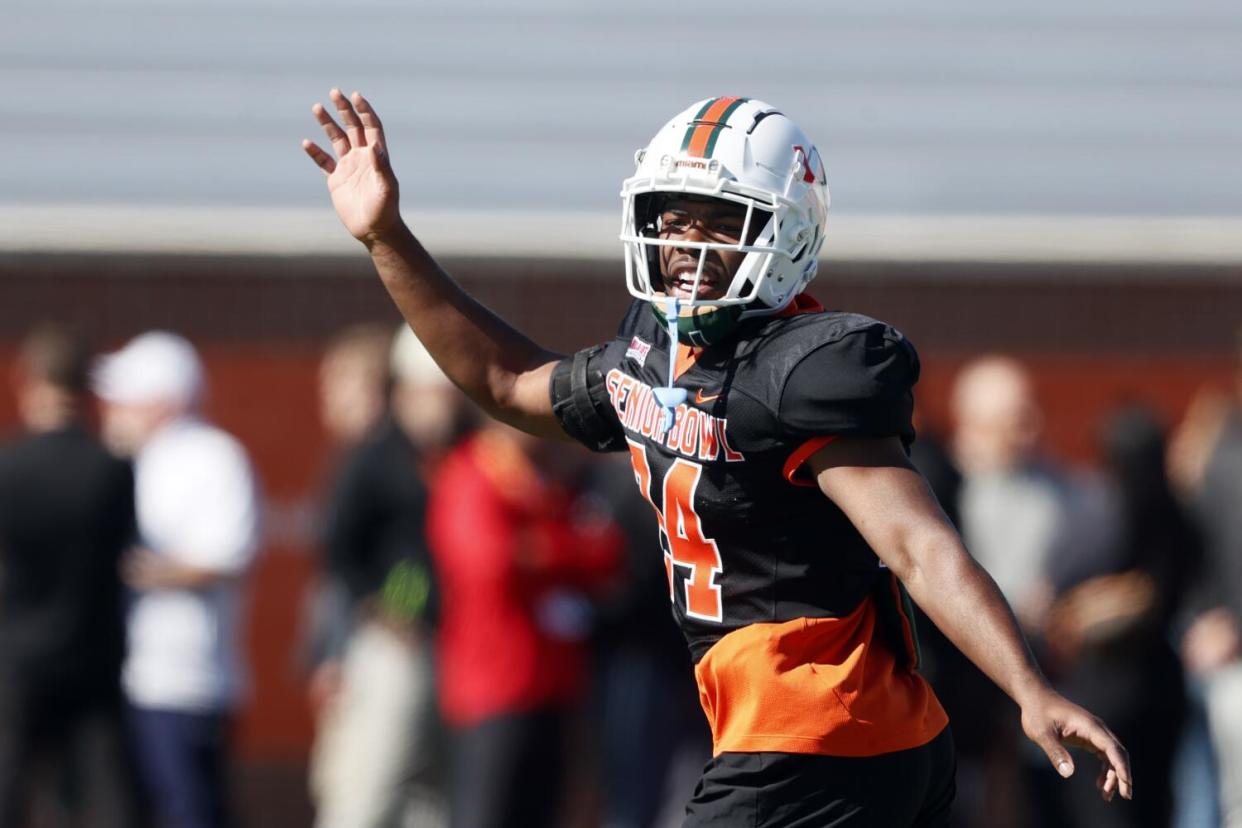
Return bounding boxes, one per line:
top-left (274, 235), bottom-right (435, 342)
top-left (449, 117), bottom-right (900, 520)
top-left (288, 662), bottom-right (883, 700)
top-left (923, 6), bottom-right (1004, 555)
top-left (312, 100), bottom-right (351, 158)
top-left (1040, 712), bottom-right (1131, 802)
top-left (1097, 764), bottom-right (1119, 801)
top-left (1073, 719), bottom-right (1132, 801)
top-left (303, 89), bottom-right (389, 177)
top-left (301, 139), bottom-right (336, 174)
top-left (352, 92), bottom-right (387, 151)
top-left (331, 88), bottom-right (366, 148)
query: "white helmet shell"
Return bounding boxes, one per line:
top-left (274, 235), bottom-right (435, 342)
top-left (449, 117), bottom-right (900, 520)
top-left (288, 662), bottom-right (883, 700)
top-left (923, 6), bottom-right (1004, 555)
top-left (620, 97), bottom-right (830, 318)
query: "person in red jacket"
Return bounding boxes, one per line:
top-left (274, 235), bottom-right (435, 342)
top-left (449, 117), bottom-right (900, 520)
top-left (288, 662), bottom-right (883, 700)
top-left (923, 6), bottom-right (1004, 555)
top-left (428, 422), bottom-right (621, 828)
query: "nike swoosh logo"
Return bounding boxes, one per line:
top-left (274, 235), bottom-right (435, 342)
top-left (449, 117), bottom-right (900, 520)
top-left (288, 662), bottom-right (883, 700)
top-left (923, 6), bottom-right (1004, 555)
top-left (695, 389), bottom-right (722, 404)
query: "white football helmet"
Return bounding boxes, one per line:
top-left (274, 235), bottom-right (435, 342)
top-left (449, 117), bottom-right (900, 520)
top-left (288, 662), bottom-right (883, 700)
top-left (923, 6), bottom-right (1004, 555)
top-left (620, 97), bottom-right (830, 344)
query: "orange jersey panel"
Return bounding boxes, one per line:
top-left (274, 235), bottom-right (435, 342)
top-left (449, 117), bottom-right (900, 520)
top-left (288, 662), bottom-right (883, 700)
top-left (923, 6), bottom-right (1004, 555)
top-left (694, 596), bottom-right (948, 757)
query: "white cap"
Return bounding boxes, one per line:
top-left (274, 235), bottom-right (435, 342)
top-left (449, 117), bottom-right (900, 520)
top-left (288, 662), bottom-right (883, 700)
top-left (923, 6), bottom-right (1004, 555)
top-left (93, 331), bottom-right (205, 407)
top-left (390, 325), bottom-right (451, 388)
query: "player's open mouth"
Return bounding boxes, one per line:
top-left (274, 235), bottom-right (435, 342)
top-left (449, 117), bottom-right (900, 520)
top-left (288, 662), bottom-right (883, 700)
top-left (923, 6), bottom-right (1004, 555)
top-left (667, 263), bottom-right (723, 300)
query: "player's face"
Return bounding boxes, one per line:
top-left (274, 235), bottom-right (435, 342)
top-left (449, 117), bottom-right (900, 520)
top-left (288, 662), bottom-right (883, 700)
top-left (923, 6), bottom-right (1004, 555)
top-left (657, 196), bottom-right (751, 301)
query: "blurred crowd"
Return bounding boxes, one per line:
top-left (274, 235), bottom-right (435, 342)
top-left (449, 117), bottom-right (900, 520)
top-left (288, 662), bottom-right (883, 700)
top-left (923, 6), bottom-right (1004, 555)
top-left (0, 327), bottom-right (259, 828)
top-left (0, 320), bottom-right (1239, 828)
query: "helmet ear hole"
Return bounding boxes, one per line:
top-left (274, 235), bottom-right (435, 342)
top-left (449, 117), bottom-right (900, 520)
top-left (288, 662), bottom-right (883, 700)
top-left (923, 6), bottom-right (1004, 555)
top-left (790, 224), bottom-right (819, 263)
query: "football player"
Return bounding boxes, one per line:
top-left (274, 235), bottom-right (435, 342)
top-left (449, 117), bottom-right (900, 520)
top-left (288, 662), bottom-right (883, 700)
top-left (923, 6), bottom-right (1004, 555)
top-left (303, 89), bottom-right (1131, 826)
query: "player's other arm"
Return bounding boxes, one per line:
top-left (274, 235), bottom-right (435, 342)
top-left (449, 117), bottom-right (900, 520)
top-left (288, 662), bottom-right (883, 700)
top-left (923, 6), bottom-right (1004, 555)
top-left (809, 437), bottom-right (1133, 803)
top-left (302, 89), bottom-right (565, 440)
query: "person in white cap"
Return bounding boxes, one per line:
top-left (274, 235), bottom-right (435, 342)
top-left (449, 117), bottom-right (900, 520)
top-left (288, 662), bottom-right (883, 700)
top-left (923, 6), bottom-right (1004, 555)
top-left (94, 331), bottom-right (260, 828)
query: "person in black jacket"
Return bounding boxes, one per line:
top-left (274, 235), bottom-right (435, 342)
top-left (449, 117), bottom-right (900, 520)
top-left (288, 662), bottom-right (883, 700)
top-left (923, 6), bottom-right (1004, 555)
top-left (1043, 405), bottom-right (1197, 828)
top-left (0, 324), bottom-right (140, 827)
top-left (309, 325), bottom-right (470, 828)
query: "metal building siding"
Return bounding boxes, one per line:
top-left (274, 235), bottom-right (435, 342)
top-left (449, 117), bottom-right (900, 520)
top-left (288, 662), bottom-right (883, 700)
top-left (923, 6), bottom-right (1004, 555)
top-left (4, 0), bottom-right (1241, 215)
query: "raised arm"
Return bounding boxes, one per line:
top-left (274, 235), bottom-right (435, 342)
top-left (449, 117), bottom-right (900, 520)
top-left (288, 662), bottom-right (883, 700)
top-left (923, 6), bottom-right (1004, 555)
top-left (809, 436), bottom-right (1133, 803)
top-left (302, 89), bottom-right (566, 439)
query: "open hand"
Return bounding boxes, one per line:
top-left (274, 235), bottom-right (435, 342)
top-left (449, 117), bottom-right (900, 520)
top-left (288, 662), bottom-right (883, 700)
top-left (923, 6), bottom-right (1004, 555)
top-left (1020, 687), bottom-right (1133, 802)
top-left (303, 89), bottom-right (402, 243)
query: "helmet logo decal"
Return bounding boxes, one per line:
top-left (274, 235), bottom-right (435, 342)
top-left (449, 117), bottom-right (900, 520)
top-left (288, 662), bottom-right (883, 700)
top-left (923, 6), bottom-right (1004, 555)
top-left (681, 96), bottom-right (750, 158)
top-left (793, 145), bottom-right (817, 184)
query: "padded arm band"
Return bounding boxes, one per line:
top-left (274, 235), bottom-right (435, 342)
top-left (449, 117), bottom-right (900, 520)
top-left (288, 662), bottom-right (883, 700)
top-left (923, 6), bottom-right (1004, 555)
top-left (549, 346), bottom-right (626, 453)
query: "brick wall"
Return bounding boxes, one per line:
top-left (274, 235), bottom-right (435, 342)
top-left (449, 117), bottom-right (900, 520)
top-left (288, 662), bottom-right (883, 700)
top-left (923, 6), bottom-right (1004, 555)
top-left (0, 252), bottom-right (1237, 766)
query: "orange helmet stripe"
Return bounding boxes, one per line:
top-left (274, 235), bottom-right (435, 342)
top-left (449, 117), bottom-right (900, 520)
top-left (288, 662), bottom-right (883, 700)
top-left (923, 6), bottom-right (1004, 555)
top-left (681, 96), bottom-right (749, 158)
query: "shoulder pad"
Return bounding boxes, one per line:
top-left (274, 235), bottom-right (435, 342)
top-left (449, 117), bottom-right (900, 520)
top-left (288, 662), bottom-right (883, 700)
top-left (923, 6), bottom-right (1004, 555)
top-left (771, 314), bottom-right (920, 444)
top-left (550, 346), bottom-right (628, 453)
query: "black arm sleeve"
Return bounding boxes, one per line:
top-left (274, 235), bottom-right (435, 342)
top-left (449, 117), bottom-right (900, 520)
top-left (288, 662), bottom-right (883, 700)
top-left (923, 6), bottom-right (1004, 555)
top-left (778, 323), bottom-right (920, 446)
top-left (549, 345), bottom-right (628, 453)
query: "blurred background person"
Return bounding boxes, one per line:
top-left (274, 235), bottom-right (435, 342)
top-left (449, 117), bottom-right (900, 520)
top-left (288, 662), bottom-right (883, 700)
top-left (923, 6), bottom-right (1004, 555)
top-left (302, 323), bottom-right (393, 740)
top-left (308, 325), bottom-right (471, 828)
top-left (1171, 328), bottom-right (1242, 828)
top-left (318, 323), bottom-right (394, 449)
top-left (952, 356), bottom-right (1071, 633)
top-left (0, 325), bottom-right (141, 828)
top-left (948, 355), bottom-right (1106, 827)
top-left (1042, 404), bottom-right (1195, 828)
top-left (429, 421), bottom-right (622, 828)
top-left (95, 332), bottom-right (262, 828)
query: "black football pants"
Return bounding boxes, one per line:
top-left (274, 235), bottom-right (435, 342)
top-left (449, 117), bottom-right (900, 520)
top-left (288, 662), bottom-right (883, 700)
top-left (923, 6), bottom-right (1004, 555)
top-left (684, 726), bottom-right (956, 827)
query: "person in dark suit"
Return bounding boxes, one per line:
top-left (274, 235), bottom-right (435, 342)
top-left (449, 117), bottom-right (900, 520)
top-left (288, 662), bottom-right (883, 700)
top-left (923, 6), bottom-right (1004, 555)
top-left (0, 324), bottom-right (140, 827)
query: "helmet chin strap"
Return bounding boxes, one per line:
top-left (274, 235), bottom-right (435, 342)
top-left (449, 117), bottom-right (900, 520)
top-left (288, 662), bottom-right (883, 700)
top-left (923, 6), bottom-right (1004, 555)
top-left (652, 295), bottom-right (688, 433)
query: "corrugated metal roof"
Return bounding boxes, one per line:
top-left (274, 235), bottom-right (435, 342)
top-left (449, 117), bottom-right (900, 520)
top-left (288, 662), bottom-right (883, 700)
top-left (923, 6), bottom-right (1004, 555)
top-left (5, 0), bottom-right (1241, 224)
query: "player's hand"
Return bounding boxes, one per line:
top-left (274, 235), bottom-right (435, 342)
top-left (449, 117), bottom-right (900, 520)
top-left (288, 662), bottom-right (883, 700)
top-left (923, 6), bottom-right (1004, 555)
top-left (121, 547), bottom-right (227, 591)
top-left (1019, 687), bottom-right (1132, 802)
top-left (121, 547), bottom-right (173, 591)
top-left (303, 89), bottom-right (402, 243)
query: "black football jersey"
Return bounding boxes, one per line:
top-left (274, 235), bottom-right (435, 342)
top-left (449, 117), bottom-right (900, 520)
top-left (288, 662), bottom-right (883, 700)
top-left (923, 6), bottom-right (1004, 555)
top-left (551, 296), bottom-right (921, 664)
